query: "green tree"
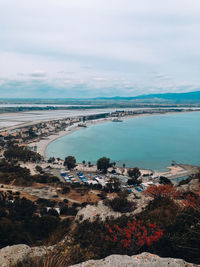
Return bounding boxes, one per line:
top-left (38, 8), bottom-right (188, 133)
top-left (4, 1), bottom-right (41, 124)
top-left (128, 167), bottom-right (141, 178)
top-left (48, 157), bottom-right (55, 163)
top-left (35, 165), bottom-right (43, 173)
top-left (88, 161), bottom-right (92, 167)
top-left (127, 167), bottom-right (141, 185)
top-left (97, 157), bottom-right (110, 174)
top-left (64, 156), bottom-right (76, 170)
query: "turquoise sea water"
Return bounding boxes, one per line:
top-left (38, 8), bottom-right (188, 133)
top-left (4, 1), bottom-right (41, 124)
top-left (46, 112), bottom-right (200, 171)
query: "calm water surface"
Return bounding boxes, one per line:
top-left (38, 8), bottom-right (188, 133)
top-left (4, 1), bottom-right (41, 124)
top-left (46, 112), bottom-right (200, 171)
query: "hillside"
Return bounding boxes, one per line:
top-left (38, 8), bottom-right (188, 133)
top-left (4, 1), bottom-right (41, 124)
top-left (98, 90), bottom-right (200, 104)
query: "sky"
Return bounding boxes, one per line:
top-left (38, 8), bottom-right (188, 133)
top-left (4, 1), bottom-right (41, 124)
top-left (0, 0), bottom-right (200, 98)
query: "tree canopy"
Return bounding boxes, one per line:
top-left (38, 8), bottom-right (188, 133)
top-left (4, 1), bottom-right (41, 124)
top-left (97, 157), bottom-right (110, 173)
top-left (4, 146), bottom-right (42, 163)
top-left (64, 156), bottom-right (76, 170)
top-left (127, 167), bottom-right (141, 185)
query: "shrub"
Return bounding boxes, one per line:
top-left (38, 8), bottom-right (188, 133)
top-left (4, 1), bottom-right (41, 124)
top-left (104, 197), bottom-right (137, 213)
top-left (105, 220), bottom-right (163, 254)
top-left (143, 184), bottom-right (180, 199)
top-left (64, 156), bottom-right (76, 170)
top-left (62, 187), bottom-right (70, 194)
top-left (97, 157), bottom-right (110, 173)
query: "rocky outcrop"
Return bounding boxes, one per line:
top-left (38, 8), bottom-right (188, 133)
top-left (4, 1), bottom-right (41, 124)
top-left (179, 177), bottom-right (200, 193)
top-left (76, 194), bottom-right (149, 222)
top-left (72, 253), bottom-right (199, 267)
top-left (0, 246), bottom-right (199, 267)
top-left (0, 244), bottom-right (51, 267)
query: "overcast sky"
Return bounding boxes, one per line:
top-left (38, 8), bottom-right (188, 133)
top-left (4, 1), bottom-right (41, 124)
top-left (0, 0), bottom-right (200, 98)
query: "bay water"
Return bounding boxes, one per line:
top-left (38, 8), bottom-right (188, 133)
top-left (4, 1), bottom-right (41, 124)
top-left (46, 112), bottom-right (200, 171)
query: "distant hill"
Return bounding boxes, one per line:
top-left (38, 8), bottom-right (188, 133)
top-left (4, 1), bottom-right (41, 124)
top-left (97, 91), bottom-right (200, 103)
top-left (1, 90), bottom-right (200, 105)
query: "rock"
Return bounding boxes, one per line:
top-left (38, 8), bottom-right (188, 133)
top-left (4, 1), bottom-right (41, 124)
top-left (76, 201), bottom-right (120, 222)
top-left (0, 244), bottom-right (50, 267)
top-left (179, 178), bottom-right (200, 193)
top-left (76, 195), bottom-right (148, 222)
top-left (179, 184), bottom-right (189, 192)
top-left (188, 178), bottom-right (200, 192)
top-left (71, 252), bottom-right (199, 267)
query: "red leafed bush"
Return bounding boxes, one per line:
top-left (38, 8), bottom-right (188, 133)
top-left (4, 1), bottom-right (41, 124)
top-left (143, 184), bottom-right (180, 199)
top-left (105, 220), bottom-right (163, 253)
top-left (182, 193), bottom-right (200, 210)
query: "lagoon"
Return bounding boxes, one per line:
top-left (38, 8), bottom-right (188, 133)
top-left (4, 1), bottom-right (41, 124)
top-left (46, 112), bottom-right (200, 171)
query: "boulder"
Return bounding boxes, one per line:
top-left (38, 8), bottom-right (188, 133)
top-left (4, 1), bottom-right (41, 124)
top-left (71, 252), bottom-right (199, 267)
top-left (188, 178), bottom-right (200, 192)
top-left (76, 195), bottom-right (148, 222)
top-left (0, 244), bottom-right (49, 267)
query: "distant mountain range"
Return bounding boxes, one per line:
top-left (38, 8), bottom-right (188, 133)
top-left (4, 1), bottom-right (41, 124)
top-left (1, 90), bottom-right (200, 105)
top-left (97, 91), bottom-right (200, 103)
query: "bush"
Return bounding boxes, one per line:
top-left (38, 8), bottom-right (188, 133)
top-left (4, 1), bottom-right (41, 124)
top-left (64, 156), bottom-right (76, 170)
top-left (34, 174), bottom-right (59, 184)
top-left (104, 194), bottom-right (137, 213)
top-left (97, 157), bottom-right (110, 174)
top-left (33, 215), bottom-right (60, 239)
top-left (62, 187), bottom-right (70, 194)
top-left (4, 146), bottom-right (42, 162)
top-left (106, 220), bottom-right (163, 254)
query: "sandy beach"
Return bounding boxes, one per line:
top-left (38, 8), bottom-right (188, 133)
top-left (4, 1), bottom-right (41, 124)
top-left (28, 117), bottom-right (113, 158)
top-left (28, 128), bottom-right (80, 158)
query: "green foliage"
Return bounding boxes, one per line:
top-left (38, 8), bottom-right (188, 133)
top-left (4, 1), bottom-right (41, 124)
top-left (136, 194), bottom-right (200, 264)
top-left (64, 156), bottom-right (76, 170)
top-left (33, 174), bottom-right (59, 184)
top-left (4, 146), bottom-right (42, 162)
top-left (33, 216), bottom-right (60, 239)
top-left (104, 192), bottom-right (137, 213)
top-left (127, 167), bottom-right (141, 185)
top-left (159, 176), bottom-right (172, 185)
top-left (0, 159), bottom-right (33, 186)
top-left (127, 167), bottom-right (141, 178)
top-left (35, 165), bottom-right (43, 173)
top-left (137, 197), bottom-right (179, 228)
top-left (0, 159), bottom-right (60, 186)
top-left (0, 192), bottom-right (72, 248)
top-left (97, 157), bottom-right (110, 173)
top-left (48, 157), bottom-right (55, 163)
top-left (62, 187), bottom-right (70, 194)
top-left (66, 188), bottom-right (200, 265)
top-left (7, 197), bottom-right (36, 221)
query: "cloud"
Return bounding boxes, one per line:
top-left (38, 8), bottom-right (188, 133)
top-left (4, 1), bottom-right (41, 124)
top-left (0, 0), bottom-right (200, 97)
top-left (28, 71), bottom-right (47, 78)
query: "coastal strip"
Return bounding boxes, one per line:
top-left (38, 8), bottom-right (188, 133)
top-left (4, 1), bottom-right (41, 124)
top-left (28, 113), bottom-right (167, 158)
top-left (28, 117), bottom-right (113, 158)
top-left (28, 110), bottom-right (200, 160)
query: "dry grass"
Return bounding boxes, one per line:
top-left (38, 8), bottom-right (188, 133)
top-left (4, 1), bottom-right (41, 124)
top-left (15, 249), bottom-right (71, 267)
top-left (65, 189), bottom-right (100, 204)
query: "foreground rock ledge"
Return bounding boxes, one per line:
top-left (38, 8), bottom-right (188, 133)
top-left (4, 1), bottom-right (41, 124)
top-left (72, 253), bottom-right (200, 267)
top-left (0, 245), bottom-right (199, 267)
top-left (0, 244), bottom-right (49, 267)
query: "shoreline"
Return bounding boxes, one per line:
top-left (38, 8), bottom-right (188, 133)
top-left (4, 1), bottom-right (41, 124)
top-left (29, 109), bottom-right (199, 159)
top-left (28, 113), bottom-right (164, 158)
top-left (28, 117), bottom-right (114, 158)
top-left (27, 110), bottom-right (200, 180)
